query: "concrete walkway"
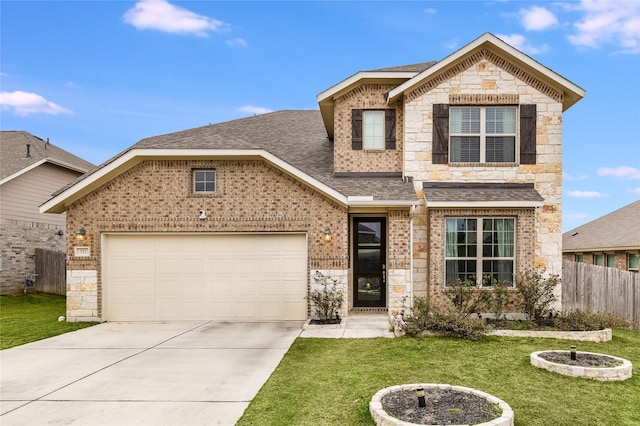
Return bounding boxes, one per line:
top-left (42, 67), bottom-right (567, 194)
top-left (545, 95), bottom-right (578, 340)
top-left (0, 322), bottom-right (302, 426)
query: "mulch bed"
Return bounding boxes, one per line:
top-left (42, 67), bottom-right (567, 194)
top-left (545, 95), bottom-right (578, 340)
top-left (381, 388), bottom-right (501, 425)
top-left (538, 351), bottom-right (621, 368)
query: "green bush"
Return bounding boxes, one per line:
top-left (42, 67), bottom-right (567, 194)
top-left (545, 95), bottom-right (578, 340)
top-left (514, 268), bottom-right (559, 322)
top-left (554, 309), bottom-right (632, 331)
top-left (445, 278), bottom-right (488, 318)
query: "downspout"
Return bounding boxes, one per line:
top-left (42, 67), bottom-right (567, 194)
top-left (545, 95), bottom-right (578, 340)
top-left (409, 205), bottom-right (415, 312)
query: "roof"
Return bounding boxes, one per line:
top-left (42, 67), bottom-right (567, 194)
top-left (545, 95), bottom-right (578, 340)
top-left (0, 131), bottom-right (95, 184)
top-left (422, 182), bottom-right (544, 208)
top-left (563, 200), bottom-right (640, 252)
top-left (318, 32), bottom-right (585, 139)
top-left (41, 111), bottom-right (418, 213)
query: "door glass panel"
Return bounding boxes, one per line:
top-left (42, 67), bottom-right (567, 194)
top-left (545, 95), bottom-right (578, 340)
top-left (354, 219), bottom-right (386, 307)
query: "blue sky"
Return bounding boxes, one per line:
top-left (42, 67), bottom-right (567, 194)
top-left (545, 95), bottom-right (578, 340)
top-left (1, 0), bottom-right (639, 231)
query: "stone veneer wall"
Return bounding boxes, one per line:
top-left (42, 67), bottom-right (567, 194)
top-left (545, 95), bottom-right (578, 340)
top-left (65, 159), bottom-right (350, 321)
top-left (333, 84), bottom-right (403, 173)
top-left (0, 218), bottom-right (66, 294)
top-left (404, 53), bottom-right (564, 298)
top-left (387, 210), bottom-right (412, 314)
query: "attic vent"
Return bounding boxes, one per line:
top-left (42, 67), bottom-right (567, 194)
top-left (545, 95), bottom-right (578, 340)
top-left (26, 144), bottom-right (31, 158)
top-left (74, 247), bottom-right (91, 257)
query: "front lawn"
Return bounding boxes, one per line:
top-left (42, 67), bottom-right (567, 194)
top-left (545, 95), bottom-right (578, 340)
top-left (238, 329), bottom-right (640, 425)
top-left (0, 293), bottom-right (97, 349)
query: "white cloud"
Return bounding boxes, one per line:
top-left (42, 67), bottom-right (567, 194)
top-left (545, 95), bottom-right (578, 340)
top-left (566, 190), bottom-right (608, 198)
top-left (226, 38), bottom-right (247, 47)
top-left (520, 6), bottom-right (559, 31)
top-left (628, 187), bottom-right (640, 194)
top-left (563, 172), bottom-right (589, 181)
top-left (238, 105), bottom-right (272, 115)
top-left (597, 166), bottom-right (640, 180)
top-left (567, 0), bottom-right (640, 54)
top-left (123, 0), bottom-right (224, 37)
top-left (495, 34), bottom-right (549, 54)
top-left (0, 91), bottom-right (72, 116)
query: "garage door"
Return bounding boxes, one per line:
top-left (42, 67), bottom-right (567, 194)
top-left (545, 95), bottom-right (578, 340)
top-left (104, 234), bottom-right (307, 321)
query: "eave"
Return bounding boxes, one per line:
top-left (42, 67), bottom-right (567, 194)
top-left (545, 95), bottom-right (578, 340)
top-left (0, 158), bottom-right (91, 186)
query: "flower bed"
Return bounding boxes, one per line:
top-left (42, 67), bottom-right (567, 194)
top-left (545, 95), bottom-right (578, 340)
top-left (531, 350), bottom-right (632, 381)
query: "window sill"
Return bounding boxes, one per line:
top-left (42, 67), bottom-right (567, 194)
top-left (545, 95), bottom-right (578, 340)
top-left (448, 162), bottom-right (518, 167)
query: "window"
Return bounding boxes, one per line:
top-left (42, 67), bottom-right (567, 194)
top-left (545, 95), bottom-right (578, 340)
top-left (193, 170), bottom-right (215, 193)
top-left (629, 253), bottom-right (639, 272)
top-left (351, 109), bottom-right (396, 150)
top-left (445, 217), bottom-right (515, 286)
top-left (363, 111), bottom-right (385, 149)
top-left (606, 254), bottom-right (615, 268)
top-left (575, 254), bottom-right (583, 263)
top-left (433, 104), bottom-right (536, 165)
top-left (594, 254), bottom-right (604, 266)
top-left (450, 107), bottom-right (516, 163)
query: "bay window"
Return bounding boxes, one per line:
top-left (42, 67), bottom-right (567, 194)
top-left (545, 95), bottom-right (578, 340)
top-left (445, 217), bottom-right (515, 286)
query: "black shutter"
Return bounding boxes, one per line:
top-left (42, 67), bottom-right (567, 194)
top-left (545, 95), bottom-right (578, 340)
top-left (385, 109), bottom-right (396, 150)
top-left (520, 104), bottom-right (536, 164)
top-left (433, 104), bottom-right (449, 164)
top-left (352, 109), bottom-right (363, 150)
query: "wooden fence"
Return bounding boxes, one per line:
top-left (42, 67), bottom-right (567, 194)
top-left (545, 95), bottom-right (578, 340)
top-left (562, 260), bottom-right (639, 330)
top-left (35, 248), bottom-right (66, 295)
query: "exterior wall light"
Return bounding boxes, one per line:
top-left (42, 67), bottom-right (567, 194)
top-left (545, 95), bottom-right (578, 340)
top-left (323, 227), bottom-right (332, 242)
top-left (75, 227), bottom-right (86, 241)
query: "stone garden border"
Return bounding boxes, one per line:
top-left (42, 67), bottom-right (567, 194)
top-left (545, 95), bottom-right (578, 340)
top-left (370, 383), bottom-right (514, 426)
top-left (531, 351), bottom-right (632, 381)
top-left (489, 328), bottom-right (611, 342)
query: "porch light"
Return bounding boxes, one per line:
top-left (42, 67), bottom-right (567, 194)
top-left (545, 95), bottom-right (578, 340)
top-left (75, 227), bottom-right (86, 241)
top-left (570, 345), bottom-right (577, 361)
top-left (416, 387), bottom-right (426, 407)
top-left (323, 227), bottom-right (332, 242)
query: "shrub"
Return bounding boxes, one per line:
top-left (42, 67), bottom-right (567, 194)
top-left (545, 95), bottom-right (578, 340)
top-left (554, 309), bottom-right (632, 331)
top-left (482, 276), bottom-right (513, 321)
top-left (308, 271), bottom-right (344, 323)
top-left (445, 277), bottom-right (488, 318)
top-left (403, 297), bottom-right (487, 340)
top-left (514, 269), bottom-right (559, 322)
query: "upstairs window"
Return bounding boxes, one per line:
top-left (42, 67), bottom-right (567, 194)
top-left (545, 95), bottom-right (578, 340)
top-left (193, 170), bottom-right (216, 193)
top-left (433, 104), bottom-right (536, 165)
top-left (363, 111), bottom-right (385, 149)
top-left (352, 109), bottom-right (396, 150)
top-left (450, 107), bottom-right (516, 163)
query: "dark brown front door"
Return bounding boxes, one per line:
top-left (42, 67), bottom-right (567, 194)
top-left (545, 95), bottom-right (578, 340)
top-left (353, 217), bottom-right (386, 307)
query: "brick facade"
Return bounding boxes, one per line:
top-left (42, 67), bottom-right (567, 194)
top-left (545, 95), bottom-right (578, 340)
top-left (563, 251), bottom-right (640, 272)
top-left (333, 84), bottom-right (403, 173)
top-left (0, 218), bottom-right (66, 294)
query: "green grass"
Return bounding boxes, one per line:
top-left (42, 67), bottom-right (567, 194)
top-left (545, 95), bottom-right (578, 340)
top-left (0, 293), bottom-right (97, 349)
top-left (238, 329), bottom-right (640, 425)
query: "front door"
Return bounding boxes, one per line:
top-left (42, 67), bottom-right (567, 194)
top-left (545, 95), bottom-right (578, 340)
top-left (353, 217), bottom-right (386, 307)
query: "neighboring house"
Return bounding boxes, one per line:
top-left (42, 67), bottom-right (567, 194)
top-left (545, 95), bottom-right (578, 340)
top-left (0, 131), bottom-right (95, 294)
top-left (563, 200), bottom-right (640, 272)
top-left (41, 33), bottom-right (584, 322)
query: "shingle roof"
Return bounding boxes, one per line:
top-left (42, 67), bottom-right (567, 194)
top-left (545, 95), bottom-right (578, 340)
top-left (563, 200), bottom-right (640, 251)
top-left (73, 110), bottom-right (417, 202)
top-left (367, 61), bottom-right (437, 73)
top-left (0, 131), bottom-right (95, 181)
top-left (423, 182), bottom-right (543, 203)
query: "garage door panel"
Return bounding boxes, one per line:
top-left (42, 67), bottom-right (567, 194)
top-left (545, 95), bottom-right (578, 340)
top-left (105, 234), bottom-right (307, 321)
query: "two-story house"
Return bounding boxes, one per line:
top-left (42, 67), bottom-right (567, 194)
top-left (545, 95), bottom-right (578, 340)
top-left (41, 33), bottom-right (584, 322)
top-left (1, 131), bottom-right (94, 294)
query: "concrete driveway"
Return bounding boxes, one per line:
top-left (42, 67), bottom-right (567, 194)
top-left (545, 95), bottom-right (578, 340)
top-left (0, 321), bottom-right (303, 425)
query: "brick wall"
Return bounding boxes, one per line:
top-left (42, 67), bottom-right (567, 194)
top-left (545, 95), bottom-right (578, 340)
top-left (563, 251), bottom-right (640, 271)
top-left (333, 84), bottom-right (403, 173)
top-left (65, 159), bottom-right (349, 319)
top-left (0, 218), bottom-right (66, 294)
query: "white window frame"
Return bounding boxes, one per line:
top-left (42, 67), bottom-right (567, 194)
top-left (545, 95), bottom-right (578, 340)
top-left (363, 110), bottom-right (385, 150)
top-left (449, 106), bottom-right (517, 163)
top-left (193, 169), bottom-right (216, 193)
top-left (444, 217), bottom-right (516, 286)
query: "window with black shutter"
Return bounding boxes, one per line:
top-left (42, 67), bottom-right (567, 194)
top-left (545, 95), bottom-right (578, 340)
top-left (352, 109), bottom-right (396, 150)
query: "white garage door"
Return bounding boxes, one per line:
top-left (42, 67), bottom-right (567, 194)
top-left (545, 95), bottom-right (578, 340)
top-left (104, 234), bottom-right (307, 321)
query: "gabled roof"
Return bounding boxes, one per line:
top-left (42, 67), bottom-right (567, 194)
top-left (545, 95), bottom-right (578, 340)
top-left (317, 33), bottom-right (585, 139)
top-left (0, 131), bottom-right (95, 185)
top-left (563, 200), bottom-right (640, 252)
top-left (41, 111), bottom-right (418, 214)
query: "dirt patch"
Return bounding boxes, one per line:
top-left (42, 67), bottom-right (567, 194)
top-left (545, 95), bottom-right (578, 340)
top-left (538, 351), bottom-right (622, 368)
top-left (381, 388), bottom-right (501, 425)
